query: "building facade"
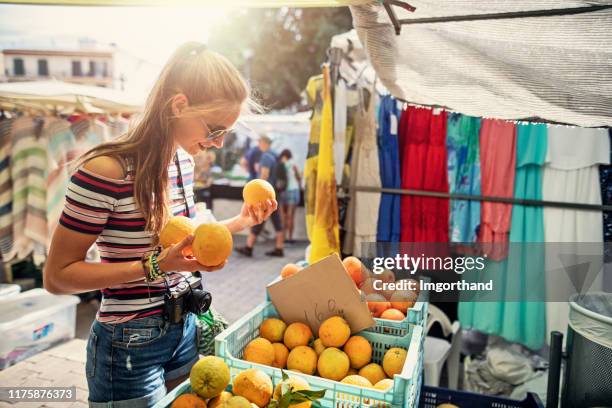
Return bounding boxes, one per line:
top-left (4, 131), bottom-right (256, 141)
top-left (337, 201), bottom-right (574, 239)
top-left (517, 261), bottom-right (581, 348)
top-left (2, 49), bottom-right (114, 87)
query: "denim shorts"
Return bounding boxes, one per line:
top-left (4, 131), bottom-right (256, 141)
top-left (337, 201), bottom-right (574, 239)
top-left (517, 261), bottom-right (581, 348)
top-left (280, 189), bottom-right (300, 206)
top-left (86, 313), bottom-right (199, 408)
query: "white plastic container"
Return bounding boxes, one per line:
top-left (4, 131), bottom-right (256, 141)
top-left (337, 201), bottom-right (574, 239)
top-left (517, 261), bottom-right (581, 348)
top-left (0, 284), bottom-right (20, 299)
top-left (0, 289), bottom-right (80, 369)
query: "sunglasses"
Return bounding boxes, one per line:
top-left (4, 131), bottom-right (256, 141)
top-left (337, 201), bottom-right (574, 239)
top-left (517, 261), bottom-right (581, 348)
top-left (201, 118), bottom-right (232, 141)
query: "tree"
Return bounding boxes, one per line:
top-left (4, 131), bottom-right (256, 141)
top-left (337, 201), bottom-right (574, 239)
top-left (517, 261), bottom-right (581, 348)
top-left (207, 7), bottom-right (352, 110)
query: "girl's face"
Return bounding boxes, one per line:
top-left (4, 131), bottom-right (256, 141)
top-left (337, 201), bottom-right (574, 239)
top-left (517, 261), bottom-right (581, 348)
top-left (171, 94), bottom-right (241, 156)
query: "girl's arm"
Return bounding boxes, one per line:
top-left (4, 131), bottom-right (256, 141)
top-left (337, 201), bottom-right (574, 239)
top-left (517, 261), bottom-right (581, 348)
top-left (220, 199), bottom-right (278, 233)
top-left (44, 227), bottom-right (201, 295)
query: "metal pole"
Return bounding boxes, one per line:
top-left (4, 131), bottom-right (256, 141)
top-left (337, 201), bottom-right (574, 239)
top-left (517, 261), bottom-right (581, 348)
top-left (547, 331), bottom-right (564, 408)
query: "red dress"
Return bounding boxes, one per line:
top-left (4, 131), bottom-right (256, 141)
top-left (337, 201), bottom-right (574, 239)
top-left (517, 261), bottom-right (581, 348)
top-left (399, 107), bottom-right (449, 243)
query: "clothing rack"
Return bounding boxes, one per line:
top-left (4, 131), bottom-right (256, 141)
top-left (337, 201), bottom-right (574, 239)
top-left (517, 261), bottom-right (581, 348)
top-left (381, 1), bottom-right (612, 35)
top-left (343, 185), bottom-right (612, 212)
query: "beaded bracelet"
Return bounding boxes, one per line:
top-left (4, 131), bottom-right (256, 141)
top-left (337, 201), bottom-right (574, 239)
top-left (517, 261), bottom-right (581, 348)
top-left (142, 247), bottom-right (165, 282)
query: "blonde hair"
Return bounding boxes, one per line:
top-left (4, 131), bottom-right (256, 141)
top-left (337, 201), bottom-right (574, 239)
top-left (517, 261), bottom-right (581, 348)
top-left (80, 42), bottom-right (254, 235)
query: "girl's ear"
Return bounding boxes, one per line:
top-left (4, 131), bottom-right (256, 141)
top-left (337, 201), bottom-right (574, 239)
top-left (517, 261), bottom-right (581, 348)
top-left (171, 93), bottom-right (189, 117)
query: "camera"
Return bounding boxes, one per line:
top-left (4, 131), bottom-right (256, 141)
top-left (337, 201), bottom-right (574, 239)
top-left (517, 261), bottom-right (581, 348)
top-left (163, 276), bottom-right (212, 324)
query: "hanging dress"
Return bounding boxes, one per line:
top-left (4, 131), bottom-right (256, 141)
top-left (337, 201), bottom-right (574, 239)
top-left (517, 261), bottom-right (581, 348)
top-left (377, 95), bottom-right (401, 243)
top-left (460, 123), bottom-right (547, 350)
top-left (399, 107), bottom-right (449, 243)
top-left (543, 126), bottom-right (609, 341)
top-left (304, 75), bottom-right (324, 243)
top-left (447, 113), bottom-right (481, 243)
top-left (343, 87), bottom-right (381, 257)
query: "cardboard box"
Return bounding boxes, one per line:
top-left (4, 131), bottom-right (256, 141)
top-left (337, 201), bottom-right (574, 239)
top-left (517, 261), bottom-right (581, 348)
top-left (267, 254), bottom-right (375, 333)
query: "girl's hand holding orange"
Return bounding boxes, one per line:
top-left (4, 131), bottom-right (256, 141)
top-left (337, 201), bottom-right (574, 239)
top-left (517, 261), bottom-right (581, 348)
top-left (157, 235), bottom-right (227, 274)
top-left (239, 199), bottom-right (278, 228)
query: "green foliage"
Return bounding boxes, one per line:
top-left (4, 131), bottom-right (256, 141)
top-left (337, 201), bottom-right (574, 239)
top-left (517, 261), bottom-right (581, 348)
top-left (267, 370), bottom-right (326, 408)
top-left (208, 7), bottom-right (352, 109)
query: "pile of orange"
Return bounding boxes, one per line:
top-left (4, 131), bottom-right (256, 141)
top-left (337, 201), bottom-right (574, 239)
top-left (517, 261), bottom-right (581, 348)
top-left (340, 256), bottom-right (419, 321)
top-left (240, 315), bottom-right (409, 391)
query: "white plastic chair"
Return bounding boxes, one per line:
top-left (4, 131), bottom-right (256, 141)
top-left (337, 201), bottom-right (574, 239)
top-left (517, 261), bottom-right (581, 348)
top-left (423, 304), bottom-right (462, 389)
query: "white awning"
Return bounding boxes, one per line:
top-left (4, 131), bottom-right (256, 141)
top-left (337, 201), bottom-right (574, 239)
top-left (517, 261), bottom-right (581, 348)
top-left (0, 80), bottom-right (143, 113)
top-left (350, 1), bottom-right (612, 127)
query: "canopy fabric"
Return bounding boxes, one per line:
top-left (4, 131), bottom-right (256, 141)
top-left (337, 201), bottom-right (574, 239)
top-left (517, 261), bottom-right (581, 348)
top-left (350, 1), bottom-right (612, 127)
top-left (0, 80), bottom-right (142, 113)
top-left (0, 0), bottom-right (369, 6)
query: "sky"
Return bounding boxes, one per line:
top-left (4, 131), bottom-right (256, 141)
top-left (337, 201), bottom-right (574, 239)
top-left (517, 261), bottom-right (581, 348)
top-left (0, 3), bottom-right (235, 97)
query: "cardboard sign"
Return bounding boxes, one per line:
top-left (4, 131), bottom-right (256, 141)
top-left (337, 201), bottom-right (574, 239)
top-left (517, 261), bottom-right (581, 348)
top-left (267, 254), bottom-right (375, 334)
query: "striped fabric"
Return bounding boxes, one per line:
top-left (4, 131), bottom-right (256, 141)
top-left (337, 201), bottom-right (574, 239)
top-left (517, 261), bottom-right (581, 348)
top-left (0, 119), bottom-right (14, 259)
top-left (59, 148), bottom-right (197, 323)
top-left (7, 117), bottom-right (48, 264)
top-left (350, 1), bottom-right (612, 127)
top-left (47, 118), bottom-right (109, 244)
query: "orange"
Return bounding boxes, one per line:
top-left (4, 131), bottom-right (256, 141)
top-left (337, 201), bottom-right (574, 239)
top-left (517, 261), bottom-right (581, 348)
top-left (271, 343), bottom-right (289, 369)
top-left (286, 346), bottom-right (318, 375)
top-left (312, 338), bottom-right (326, 356)
top-left (343, 335), bottom-right (372, 369)
top-left (380, 308), bottom-right (405, 321)
top-left (340, 375), bottom-right (372, 388)
top-left (208, 391), bottom-right (233, 408)
top-left (243, 338), bottom-right (275, 366)
top-left (318, 316), bottom-right (351, 348)
top-left (243, 179), bottom-right (276, 206)
top-left (382, 348), bottom-right (407, 377)
top-left (222, 396), bottom-right (251, 408)
top-left (317, 347), bottom-right (350, 381)
top-left (273, 376), bottom-right (311, 408)
top-left (232, 369), bottom-right (273, 408)
top-left (283, 322), bottom-right (313, 350)
top-left (281, 263), bottom-right (301, 279)
top-left (389, 290), bottom-right (417, 314)
top-left (259, 318), bottom-right (287, 343)
top-left (374, 379), bottom-right (394, 391)
top-left (358, 363), bottom-right (386, 386)
top-left (190, 356), bottom-right (231, 399)
top-left (159, 216), bottom-right (195, 256)
top-left (171, 393), bottom-right (207, 408)
top-left (360, 277), bottom-right (394, 300)
top-left (192, 223), bottom-right (233, 267)
top-left (342, 256), bottom-right (367, 286)
top-left (365, 294), bottom-right (391, 318)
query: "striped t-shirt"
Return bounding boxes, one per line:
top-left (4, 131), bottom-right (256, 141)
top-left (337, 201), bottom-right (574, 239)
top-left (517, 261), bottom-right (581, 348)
top-left (59, 148), bottom-right (198, 324)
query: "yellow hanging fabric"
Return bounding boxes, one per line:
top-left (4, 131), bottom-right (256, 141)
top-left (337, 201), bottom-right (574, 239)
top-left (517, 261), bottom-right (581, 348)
top-left (304, 75), bottom-right (322, 241)
top-left (309, 65), bottom-right (340, 263)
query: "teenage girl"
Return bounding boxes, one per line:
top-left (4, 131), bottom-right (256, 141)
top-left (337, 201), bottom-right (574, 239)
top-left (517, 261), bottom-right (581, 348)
top-left (43, 42), bottom-right (276, 407)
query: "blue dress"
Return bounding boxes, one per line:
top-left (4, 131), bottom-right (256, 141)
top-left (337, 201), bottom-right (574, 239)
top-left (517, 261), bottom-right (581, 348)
top-left (377, 95), bottom-right (401, 243)
top-left (447, 113), bottom-right (482, 242)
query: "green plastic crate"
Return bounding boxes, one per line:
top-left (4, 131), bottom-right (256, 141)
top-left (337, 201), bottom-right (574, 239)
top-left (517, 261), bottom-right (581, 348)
top-left (368, 284), bottom-right (430, 337)
top-left (215, 301), bottom-right (424, 408)
top-left (266, 276), bottom-right (430, 337)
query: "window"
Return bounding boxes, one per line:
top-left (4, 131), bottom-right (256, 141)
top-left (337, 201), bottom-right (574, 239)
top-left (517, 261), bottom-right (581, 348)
top-left (88, 60), bottom-right (96, 77)
top-left (102, 62), bottom-right (108, 78)
top-left (13, 58), bottom-right (25, 76)
top-left (72, 60), bottom-right (82, 77)
top-left (37, 59), bottom-right (49, 76)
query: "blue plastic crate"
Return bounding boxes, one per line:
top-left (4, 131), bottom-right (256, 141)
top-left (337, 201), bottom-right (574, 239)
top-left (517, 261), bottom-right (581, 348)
top-left (214, 300), bottom-right (424, 408)
top-left (419, 386), bottom-right (544, 408)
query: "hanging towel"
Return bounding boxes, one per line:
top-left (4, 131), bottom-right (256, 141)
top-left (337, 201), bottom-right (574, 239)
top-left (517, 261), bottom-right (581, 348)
top-left (543, 125), bottom-right (609, 342)
top-left (399, 107), bottom-right (449, 243)
top-left (0, 118), bottom-right (14, 259)
top-left (7, 117), bottom-right (48, 265)
top-left (479, 119), bottom-right (517, 260)
top-left (309, 66), bottom-right (340, 263)
top-left (304, 75), bottom-right (323, 242)
top-left (376, 95), bottom-right (401, 243)
top-left (447, 113), bottom-right (481, 243)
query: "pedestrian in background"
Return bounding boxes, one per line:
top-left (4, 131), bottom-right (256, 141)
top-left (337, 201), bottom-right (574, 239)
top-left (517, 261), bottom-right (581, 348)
top-left (279, 149), bottom-right (301, 244)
